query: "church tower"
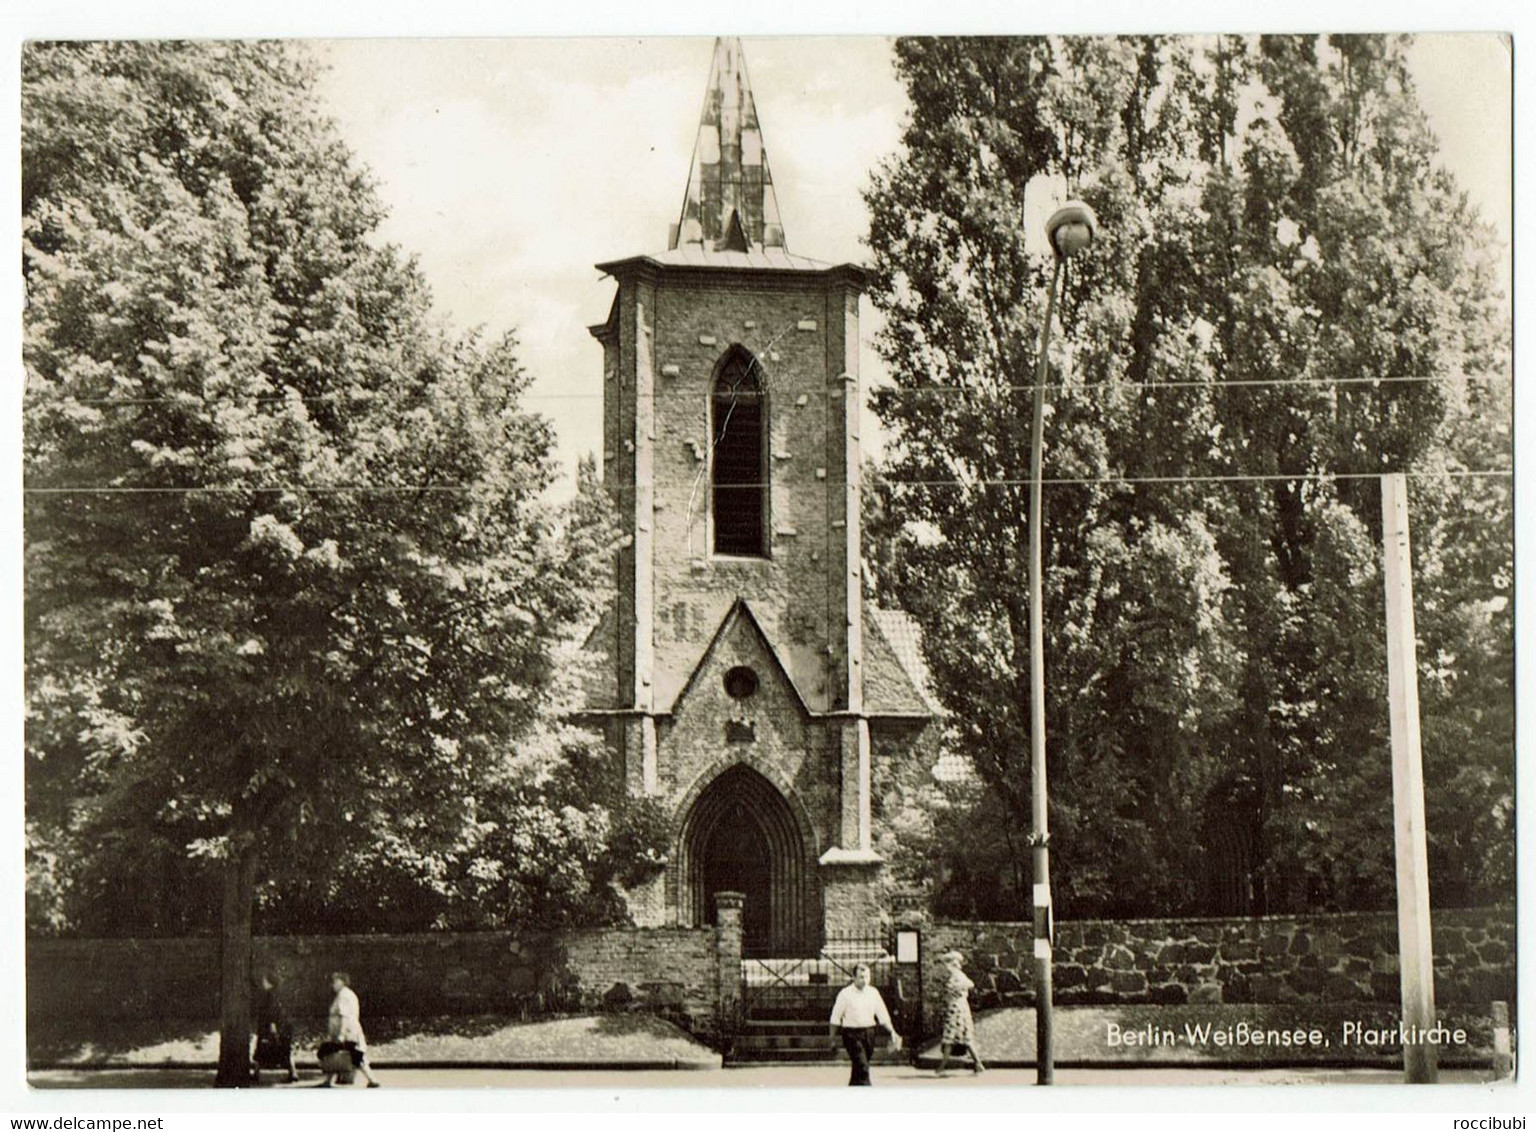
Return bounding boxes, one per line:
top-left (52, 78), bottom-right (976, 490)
top-left (582, 39), bottom-right (935, 955)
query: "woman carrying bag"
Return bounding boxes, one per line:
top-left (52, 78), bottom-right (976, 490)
top-left (936, 950), bottom-right (985, 1076)
top-left (316, 972), bottom-right (381, 1088)
top-left (252, 972), bottom-right (298, 1084)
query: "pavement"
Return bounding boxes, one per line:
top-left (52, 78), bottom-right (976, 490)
top-left (28, 1005), bottom-right (1505, 1082)
top-left (26, 1013), bottom-right (722, 1073)
top-left (26, 1064), bottom-right (1509, 1090)
top-left (907, 1005), bottom-right (1500, 1071)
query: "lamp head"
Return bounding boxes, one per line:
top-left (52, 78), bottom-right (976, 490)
top-left (1046, 201), bottom-right (1098, 260)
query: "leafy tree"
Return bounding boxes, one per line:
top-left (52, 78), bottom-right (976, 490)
top-left (865, 35), bottom-right (1510, 917)
top-left (1407, 363), bottom-right (1514, 905)
top-left (23, 41), bottom-right (640, 1084)
top-left (883, 776), bottom-right (1033, 922)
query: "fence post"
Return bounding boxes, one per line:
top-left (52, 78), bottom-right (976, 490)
top-left (1491, 1001), bottom-right (1514, 1078)
top-left (713, 891), bottom-right (745, 1048)
top-left (893, 907), bottom-right (925, 1042)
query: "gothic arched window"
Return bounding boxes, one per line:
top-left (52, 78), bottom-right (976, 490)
top-left (711, 350), bottom-right (767, 556)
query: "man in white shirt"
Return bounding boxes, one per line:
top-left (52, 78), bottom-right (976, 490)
top-left (828, 963), bottom-right (901, 1085)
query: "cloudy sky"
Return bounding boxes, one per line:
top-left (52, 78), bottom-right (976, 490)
top-left (312, 35), bottom-right (1511, 496)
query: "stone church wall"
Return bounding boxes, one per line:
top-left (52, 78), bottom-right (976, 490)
top-left (646, 282), bottom-right (839, 671)
top-left (27, 922), bottom-right (729, 1042)
top-left (869, 721), bottom-right (945, 883)
top-left (35, 907), bottom-right (1508, 1054)
top-left (657, 626), bottom-right (835, 848)
top-left (564, 925), bottom-right (720, 1030)
top-left (912, 906), bottom-right (1515, 1036)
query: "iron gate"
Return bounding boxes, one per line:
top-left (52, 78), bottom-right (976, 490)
top-left (740, 928), bottom-right (908, 1025)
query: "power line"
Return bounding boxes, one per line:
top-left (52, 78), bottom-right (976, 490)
top-left (20, 371), bottom-right (1509, 407)
top-left (25, 484), bottom-right (481, 494)
top-left (870, 373), bottom-right (1509, 397)
top-left (23, 468), bottom-right (1513, 495)
top-left (876, 469), bottom-right (1512, 488)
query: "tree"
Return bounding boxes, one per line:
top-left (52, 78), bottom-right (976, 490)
top-left (864, 35), bottom-right (1510, 917)
top-left (23, 42), bottom-right (627, 1084)
top-left (1405, 346), bottom-right (1514, 906)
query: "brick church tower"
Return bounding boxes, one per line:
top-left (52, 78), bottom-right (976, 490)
top-left (580, 38), bottom-right (936, 956)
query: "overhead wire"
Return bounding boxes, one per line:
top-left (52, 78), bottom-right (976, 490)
top-left (20, 370), bottom-right (1509, 407)
top-left (21, 357), bottom-right (1511, 497)
top-left (23, 468), bottom-right (1513, 495)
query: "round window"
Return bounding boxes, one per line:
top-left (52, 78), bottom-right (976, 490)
top-left (723, 666), bottom-right (759, 700)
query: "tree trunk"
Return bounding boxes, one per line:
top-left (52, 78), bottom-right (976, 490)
top-left (214, 844), bottom-right (259, 1087)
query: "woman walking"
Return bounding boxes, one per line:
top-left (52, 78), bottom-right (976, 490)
top-left (318, 972), bottom-right (381, 1088)
top-left (252, 972), bottom-right (298, 1084)
top-left (936, 950), bottom-right (985, 1076)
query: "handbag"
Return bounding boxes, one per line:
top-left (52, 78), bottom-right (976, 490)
top-left (316, 1040), bottom-right (361, 1082)
top-left (254, 1027), bottom-right (290, 1069)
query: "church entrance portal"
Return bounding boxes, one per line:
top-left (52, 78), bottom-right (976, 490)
top-left (700, 805), bottom-right (772, 947)
top-left (681, 763), bottom-right (815, 957)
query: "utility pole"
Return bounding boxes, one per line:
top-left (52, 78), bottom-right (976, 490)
top-left (1026, 202), bottom-right (1097, 1085)
top-left (1380, 472), bottom-right (1438, 1084)
top-left (1027, 255), bottom-right (1060, 1086)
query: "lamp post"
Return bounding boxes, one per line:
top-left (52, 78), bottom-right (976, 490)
top-left (1029, 201), bottom-right (1097, 1086)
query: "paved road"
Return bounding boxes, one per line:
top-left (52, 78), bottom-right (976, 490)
top-left (27, 1064), bottom-right (1504, 1090)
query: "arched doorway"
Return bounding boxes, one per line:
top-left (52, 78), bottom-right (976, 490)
top-left (680, 763), bottom-right (814, 956)
top-left (700, 802), bottom-right (772, 947)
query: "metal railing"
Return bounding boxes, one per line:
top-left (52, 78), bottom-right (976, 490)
top-left (740, 929), bottom-right (896, 1019)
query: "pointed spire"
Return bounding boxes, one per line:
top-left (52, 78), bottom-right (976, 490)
top-left (671, 38), bottom-right (787, 252)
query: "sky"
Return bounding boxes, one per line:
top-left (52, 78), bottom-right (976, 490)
top-left (313, 34), bottom-right (1514, 496)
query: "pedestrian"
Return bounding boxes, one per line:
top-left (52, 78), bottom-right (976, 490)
top-left (828, 962), bottom-right (901, 1086)
top-left (936, 950), bottom-right (985, 1076)
top-left (252, 972), bottom-right (298, 1084)
top-left (318, 971), bottom-right (380, 1088)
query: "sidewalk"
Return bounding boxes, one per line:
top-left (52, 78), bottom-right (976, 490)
top-left (27, 1014), bottom-right (721, 1074)
top-left (27, 1005), bottom-right (1502, 1076)
top-left (27, 1063), bottom-right (1508, 1090)
top-left (908, 1005), bottom-right (1501, 1072)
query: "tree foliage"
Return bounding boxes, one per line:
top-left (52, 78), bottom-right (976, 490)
top-left (22, 41), bottom-right (657, 1081)
top-left (864, 35), bottom-right (1511, 918)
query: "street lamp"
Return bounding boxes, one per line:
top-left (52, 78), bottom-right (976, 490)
top-left (1029, 200), bottom-right (1097, 1086)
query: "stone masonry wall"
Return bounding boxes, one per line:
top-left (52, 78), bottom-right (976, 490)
top-left (657, 619), bottom-right (836, 869)
top-left (28, 925), bottom-right (722, 1040)
top-left (564, 925), bottom-right (719, 1033)
top-left (915, 907), bottom-right (1515, 1035)
top-left (599, 267), bottom-right (870, 933)
top-left (644, 279), bottom-right (853, 716)
top-left (33, 908), bottom-right (1512, 1048)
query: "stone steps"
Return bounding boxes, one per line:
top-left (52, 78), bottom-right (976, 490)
top-left (728, 1048), bottom-right (907, 1065)
top-left (727, 1019), bottom-right (904, 1064)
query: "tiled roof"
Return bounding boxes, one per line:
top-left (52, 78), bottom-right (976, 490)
top-left (933, 749), bottom-right (977, 783)
top-left (573, 608), bottom-right (618, 710)
top-left (866, 607), bottom-right (943, 715)
top-left (645, 245), bottom-right (834, 271)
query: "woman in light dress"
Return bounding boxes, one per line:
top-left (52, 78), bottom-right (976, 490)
top-left (937, 950), bottom-right (985, 1076)
top-left (319, 971), bottom-right (381, 1088)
